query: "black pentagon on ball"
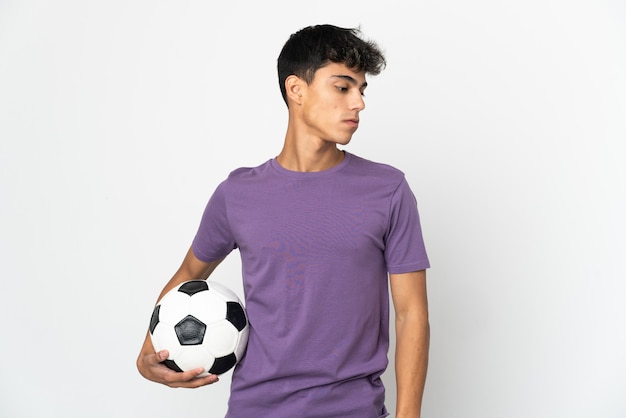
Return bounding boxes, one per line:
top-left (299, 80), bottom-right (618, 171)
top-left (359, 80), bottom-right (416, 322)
top-left (226, 301), bottom-right (248, 331)
top-left (149, 304), bottom-right (161, 334)
top-left (174, 315), bottom-right (206, 345)
top-left (209, 353), bottom-right (238, 375)
top-left (178, 280), bottom-right (209, 296)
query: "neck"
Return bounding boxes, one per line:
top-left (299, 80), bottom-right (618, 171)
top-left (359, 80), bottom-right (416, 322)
top-left (276, 126), bottom-right (345, 172)
top-left (276, 144), bottom-right (344, 172)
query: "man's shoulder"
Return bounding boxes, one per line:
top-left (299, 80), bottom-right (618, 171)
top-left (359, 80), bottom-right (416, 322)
top-left (224, 159), bottom-right (273, 182)
top-left (346, 152), bottom-right (406, 181)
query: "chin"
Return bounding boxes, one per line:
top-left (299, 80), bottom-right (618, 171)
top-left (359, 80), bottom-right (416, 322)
top-left (335, 135), bottom-right (354, 146)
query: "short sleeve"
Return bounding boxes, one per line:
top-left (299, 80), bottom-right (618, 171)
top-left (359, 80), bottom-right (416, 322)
top-left (384, 177), bottom-right (430, 274)
top-left (191, 182), bottom-right (237, 262)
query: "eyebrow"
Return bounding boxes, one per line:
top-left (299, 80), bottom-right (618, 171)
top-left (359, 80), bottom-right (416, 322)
top-left (331, 74), bottom-right (368, 89)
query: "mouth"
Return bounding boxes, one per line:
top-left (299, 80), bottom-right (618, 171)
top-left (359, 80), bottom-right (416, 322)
top-left (345, 119), bottom-right (360, 128)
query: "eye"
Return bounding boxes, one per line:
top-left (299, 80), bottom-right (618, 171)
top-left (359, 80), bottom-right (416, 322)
top-left (336, 86), bottom-right (349, 93)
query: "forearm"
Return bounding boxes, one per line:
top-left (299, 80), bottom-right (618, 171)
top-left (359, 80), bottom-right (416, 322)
top-left (395, 311), bottom-right (430, 417)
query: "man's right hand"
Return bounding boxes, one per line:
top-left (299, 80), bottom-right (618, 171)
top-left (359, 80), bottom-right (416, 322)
top-left (136, 345), bottom-right (219, 388)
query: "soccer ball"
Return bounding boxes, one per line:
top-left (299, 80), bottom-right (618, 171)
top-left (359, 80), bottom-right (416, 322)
top-left (149, 280), bottom-right (249, 376)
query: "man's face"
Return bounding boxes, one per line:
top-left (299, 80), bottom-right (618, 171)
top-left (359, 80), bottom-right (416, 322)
top-left (299, 62), bottom-right (368, 146)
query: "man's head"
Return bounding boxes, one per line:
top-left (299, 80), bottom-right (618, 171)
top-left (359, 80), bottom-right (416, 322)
top-left (277, 25), bottom-right (386, 107)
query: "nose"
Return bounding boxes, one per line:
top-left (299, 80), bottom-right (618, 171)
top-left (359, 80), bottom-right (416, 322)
top-left (351, 91), bottom-right (365, 111)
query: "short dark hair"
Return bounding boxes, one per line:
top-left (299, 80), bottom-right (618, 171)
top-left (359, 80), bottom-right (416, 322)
top-left (277, 24), bottom-right (386, 106)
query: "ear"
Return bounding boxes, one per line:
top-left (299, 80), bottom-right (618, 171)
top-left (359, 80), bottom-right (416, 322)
top-left (285, 75), bottom-right (305, 106)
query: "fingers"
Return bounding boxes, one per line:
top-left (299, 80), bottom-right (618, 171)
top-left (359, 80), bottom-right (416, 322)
top-left (139, 349), bottom-right (219, 388)
top-left (165, 369), bottom-right (220, 388)
top-left (159, 362), bottom-right (220, 388)
top-left (155, 349), bottom-right (169, 363)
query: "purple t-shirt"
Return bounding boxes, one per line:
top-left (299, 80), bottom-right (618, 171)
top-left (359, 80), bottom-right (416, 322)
top-left (192, 152), bottom-right (429, 418)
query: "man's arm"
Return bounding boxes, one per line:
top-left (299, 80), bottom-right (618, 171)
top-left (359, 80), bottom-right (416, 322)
top-left (389, 270), bottom-right (430, 418)
top-left (136, 246), bottom-right (225, 388)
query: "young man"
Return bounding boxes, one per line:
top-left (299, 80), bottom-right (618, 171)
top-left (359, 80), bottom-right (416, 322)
top-left (137, 24), bottom-right (430, 418)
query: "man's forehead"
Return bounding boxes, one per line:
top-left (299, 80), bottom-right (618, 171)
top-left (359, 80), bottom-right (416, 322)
top-left (331, 74), bottom-right (368, 88)
top-left (316, 63), bottom-right (367, 85)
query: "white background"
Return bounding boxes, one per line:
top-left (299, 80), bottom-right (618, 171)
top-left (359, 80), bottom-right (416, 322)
top-left (1, 1), bottom-right (625, 417)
